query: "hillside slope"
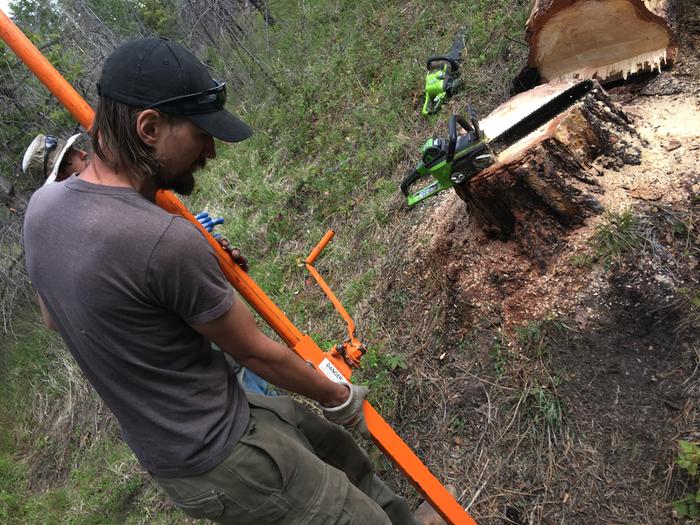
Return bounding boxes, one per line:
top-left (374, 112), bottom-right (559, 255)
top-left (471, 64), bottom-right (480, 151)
top-left (1, 0), bottom-right (698, 524)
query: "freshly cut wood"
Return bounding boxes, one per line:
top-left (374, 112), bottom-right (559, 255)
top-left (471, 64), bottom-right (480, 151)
top-left (526, 0), bottom-right (676, 83)
top-left (454, 80), bottom-right (640, 261)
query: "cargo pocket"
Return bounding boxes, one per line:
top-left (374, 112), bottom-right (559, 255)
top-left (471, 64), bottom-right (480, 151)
top-left (169, 489), bottom-right (225, 519)
top-left (221, 425), bottom-right (293, 521)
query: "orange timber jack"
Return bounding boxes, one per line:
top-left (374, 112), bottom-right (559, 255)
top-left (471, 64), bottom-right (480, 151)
top-left (0, 10), bottom-right (476, 525)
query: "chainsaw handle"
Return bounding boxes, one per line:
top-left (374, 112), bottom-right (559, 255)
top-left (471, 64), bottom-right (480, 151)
top-left (426, 55), bottom-right (459, 74)
top-left (447, 114), bottom-right (473, 162)
top-left (400, 169), bottom-right (422, 196)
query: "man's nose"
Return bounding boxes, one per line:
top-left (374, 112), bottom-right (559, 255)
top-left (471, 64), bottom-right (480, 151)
top-left (203, 135), bottom-right (216, 160)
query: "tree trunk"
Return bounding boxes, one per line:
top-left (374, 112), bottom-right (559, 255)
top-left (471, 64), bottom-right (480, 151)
top-left (526, 0), bottom-right (676, 83)
top-left (454, 81), bottom-right (641, 264)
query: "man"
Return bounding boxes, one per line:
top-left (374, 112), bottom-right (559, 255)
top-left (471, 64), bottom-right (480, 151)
top-left (22, 132), bottom-right (89, 184)
top-left (24, 38), bottom-right (448, 524)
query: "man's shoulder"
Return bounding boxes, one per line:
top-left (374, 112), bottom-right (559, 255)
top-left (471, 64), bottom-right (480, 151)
top-left (24, 180), bottom-right (67, 228)
top-left (153, 215), bottom-right (210, 254)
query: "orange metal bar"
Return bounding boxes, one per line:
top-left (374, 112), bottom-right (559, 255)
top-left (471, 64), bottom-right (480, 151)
top-left (305, 229), bottom-right (364, 367)
top-left (0, 10), bottom-right (476, 524)
top-left (305, 229), bottom-right (335, 265)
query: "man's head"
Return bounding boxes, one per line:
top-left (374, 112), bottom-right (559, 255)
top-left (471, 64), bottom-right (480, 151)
top-left (91, 38), bottom-right (252, 194)
top-left (22, 133), bottom-right (89, 185)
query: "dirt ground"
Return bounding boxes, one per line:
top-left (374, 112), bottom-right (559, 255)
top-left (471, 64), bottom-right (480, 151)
top-left (372, 3), bottom-right (700, 523)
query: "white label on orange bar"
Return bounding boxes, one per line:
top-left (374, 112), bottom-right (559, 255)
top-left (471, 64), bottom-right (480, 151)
top-left (319, 358), bottom-right (346, 383)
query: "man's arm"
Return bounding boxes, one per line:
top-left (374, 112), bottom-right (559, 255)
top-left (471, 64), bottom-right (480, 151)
top-left (192, 299), bottom-right (349, 407)
top-left (37, 294), bottom-right (58, 331)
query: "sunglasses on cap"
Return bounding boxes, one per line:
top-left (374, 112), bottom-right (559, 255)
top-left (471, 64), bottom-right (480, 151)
top-left (144, 81), bottom-right (227, 115)
top-left (43, 135), bottom-right (58, 178)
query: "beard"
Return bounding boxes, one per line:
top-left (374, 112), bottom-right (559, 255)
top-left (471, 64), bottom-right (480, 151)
top-left (152, 158), bottom-right (205, 195)
top-left (153, 169), bottom-right (195, 195)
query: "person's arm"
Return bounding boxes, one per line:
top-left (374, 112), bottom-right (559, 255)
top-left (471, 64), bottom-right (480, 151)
top-left (192, 299), bottom-right (348, 407)
top-left (36, 294), bottom-right (58, 331)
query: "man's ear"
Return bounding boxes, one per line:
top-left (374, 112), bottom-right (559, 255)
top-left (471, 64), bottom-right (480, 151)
top-left (135, 109), bottom-right (163, 147)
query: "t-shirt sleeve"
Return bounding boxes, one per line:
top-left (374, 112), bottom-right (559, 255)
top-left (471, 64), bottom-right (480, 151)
top-left (146, 217), bottom-right (234, 325)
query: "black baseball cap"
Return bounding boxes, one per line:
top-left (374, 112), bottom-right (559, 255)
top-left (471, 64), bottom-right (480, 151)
top-left (98, 38), bottom-right (252, 143)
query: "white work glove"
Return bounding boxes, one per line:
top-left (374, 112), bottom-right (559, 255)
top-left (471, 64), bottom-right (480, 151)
top-left (322, 382), bottom-right (370, 439)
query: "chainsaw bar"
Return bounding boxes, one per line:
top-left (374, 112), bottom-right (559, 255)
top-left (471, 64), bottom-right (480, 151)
top-left (485, 79), bottom-right (595, 154)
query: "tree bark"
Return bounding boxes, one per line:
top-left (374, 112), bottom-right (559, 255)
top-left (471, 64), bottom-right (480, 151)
top-left (454, 81), bottom-right (641, 264)
top-left (526, 0), bottom-right (676, 83)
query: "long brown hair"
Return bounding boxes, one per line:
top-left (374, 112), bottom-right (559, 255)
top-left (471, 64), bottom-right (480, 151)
top-left (90, 97), bottom-right (162, 184)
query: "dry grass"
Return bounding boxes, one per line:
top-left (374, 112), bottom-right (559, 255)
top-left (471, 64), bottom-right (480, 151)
top-left (0, 212), bottom-right (31, 334)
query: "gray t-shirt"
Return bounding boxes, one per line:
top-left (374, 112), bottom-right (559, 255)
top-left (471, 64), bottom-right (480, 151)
top-left (23, 175), bottom-right (249, 478)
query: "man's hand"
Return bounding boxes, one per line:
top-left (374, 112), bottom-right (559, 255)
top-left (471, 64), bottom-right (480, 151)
top-left (321, 382), bottom-right (370, 439)
top-left (218, 237), bottom-right (250, 273)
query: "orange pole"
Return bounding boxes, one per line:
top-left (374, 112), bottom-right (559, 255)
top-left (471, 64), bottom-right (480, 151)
top-left (0, 10), bottom-right (476, 524)
top-left (305, 229), bottom-right (335, 265)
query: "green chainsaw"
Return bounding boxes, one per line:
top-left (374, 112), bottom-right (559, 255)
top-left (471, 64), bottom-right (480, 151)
top-left (402, 79), bottom-right (596, 207)
top-left (422, 29), bottom-right (466, 116)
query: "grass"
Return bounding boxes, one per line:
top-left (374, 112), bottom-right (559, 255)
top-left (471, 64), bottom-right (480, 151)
top-left (515, 318), bottom-right (570, 359)
top-left (590, 209), bottom-right (644, 266)
top-left (526, 384), bottom-right (565, 432)
top-left (673, 440), bottom-right (700, 520)
top-left (354, 337), bottom-right (408, 416)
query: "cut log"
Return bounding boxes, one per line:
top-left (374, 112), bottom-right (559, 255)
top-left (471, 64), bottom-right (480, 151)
top-left (454, 80), bottom-right (641, 264)
top-left (526, 0), bottom-right (676, 83)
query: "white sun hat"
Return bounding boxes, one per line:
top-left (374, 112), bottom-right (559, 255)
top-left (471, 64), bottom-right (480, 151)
top-left (22, 133), bottom-right (82, 186)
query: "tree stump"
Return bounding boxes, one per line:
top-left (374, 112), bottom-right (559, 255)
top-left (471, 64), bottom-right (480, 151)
top-left (526, 0), bottom-right (677, 83)
top-left (454, 80), bottom-right (641, 264)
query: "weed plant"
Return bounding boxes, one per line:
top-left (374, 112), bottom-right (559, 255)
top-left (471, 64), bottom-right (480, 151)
top-left (673, 440), bottom-right (700, 520)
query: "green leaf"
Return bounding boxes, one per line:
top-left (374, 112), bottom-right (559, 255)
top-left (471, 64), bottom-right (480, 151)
top-left (673, 500), bottom-right (689, 519)
top-left (689, 502), bottom-right (700, 518)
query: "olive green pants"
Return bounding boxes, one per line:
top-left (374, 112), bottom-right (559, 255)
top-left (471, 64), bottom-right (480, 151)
top-left (152, 394), bottom-right (417, 524)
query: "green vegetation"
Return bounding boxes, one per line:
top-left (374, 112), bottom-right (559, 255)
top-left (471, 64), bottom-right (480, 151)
top-left (515, 318), bottom-right (569, 359)
top-left (490, 338), bottom-right (511, 377)
top-left (590, 209), bottom-right (644, 266)
top-left (355, 342), bottom-right (408, 415)
top-left (569, 252), bottom-right (594, 268)
top-left (525, 383), bottom-right (565, 432)
top-left (673, 440), bottom-right (700, 520)
top-left (677, 287), bottom-right (700, 313)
